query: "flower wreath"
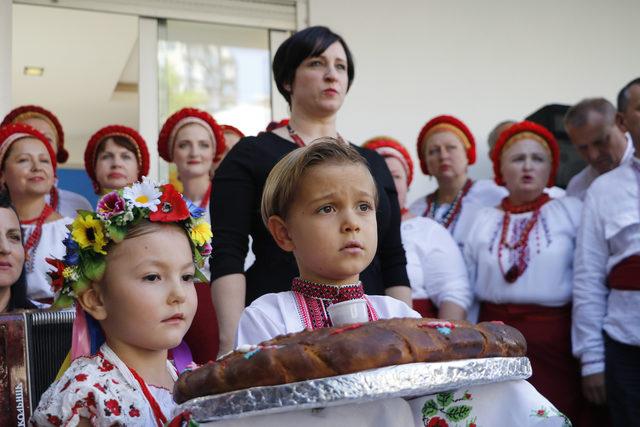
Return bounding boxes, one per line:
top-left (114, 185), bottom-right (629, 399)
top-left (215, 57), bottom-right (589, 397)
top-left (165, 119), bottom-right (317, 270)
top-left (47, 177), bottom-right (212, 308)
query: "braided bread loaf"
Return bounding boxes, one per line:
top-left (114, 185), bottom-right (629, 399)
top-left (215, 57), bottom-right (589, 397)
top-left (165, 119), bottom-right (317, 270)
top-left (174, 318), bottom-right (526, 403)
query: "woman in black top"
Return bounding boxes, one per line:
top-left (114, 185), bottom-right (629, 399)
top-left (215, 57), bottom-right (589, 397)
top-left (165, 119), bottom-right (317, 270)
top-left (210, 26), bottom-right (410, 354)
top-left (0, 191), bottom-right (36, 312)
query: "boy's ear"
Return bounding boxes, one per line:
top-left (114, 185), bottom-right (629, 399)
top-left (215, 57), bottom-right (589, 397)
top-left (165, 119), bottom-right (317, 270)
top-left (616, 112), bottom-right (629, 133)
top-left (77, 283), bottom-right (107, 321)
top-left (267, 215), bottom-right (295, 252)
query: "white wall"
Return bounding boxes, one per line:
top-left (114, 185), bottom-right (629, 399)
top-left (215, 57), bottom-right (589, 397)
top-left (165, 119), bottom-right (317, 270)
top-left (309, 0), bottom-right (640, 204)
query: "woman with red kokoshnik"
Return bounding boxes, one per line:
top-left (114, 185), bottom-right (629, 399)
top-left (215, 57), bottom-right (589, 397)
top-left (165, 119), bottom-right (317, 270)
top-left (409, 115), bottom-right (507, 245)
top-left (463, 121), bottom-right (585, 424)
top-left (363, 136), bottom-right (471, 320)
top-left (0, 123), bottom-right (72, 304)
top-left (158, 108), bottom-right (228, 363)
top-left (84, 125), bottom-right (150, 195)
top-left (2, 105), bottom-right (92, 217)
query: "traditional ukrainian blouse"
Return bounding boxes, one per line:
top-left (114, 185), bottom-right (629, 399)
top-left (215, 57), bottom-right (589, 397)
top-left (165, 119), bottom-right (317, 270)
top-left (46, 187), bottom-right (93, 218)
top-left (463, 197), bottom-right (582, 307)
top-left (572, 157), bottom-right (640, 376)
top-left (236, 280), bottom-right (420, 347)
top-left (22, 217), bottom-right (73, 301)
top-left (408, 180), bottom-right (507, 246)
top-left (31, 344), bottom-right (177, 427)
top-left (401, 217), bottom-right (472, 309)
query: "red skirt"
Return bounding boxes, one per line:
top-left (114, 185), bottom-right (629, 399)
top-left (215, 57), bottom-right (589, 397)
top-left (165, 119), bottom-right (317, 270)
top-left (183, 282), bottom-right (219, 364)
top-left (479, 302), bottom-right (583, 424)
top-left (412, 298), bottom-right (437, 318)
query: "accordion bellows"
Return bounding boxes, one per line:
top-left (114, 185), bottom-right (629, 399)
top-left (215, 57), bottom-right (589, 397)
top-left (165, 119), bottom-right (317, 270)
top-left (173, 318), bottom-right (527, 403)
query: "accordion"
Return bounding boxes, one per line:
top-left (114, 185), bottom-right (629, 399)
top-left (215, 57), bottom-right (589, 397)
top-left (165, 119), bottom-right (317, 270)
top-left (0, 309), bottom-right (74, 426)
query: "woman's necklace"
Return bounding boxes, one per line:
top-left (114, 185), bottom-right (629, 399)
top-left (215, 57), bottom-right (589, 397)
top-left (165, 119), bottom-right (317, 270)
top-left (286, 124), bottom-right (346, 147)
top-left (21, 203), bottom-right (54, 273)
top-left (198, 182), bottom-right (212, 209)
top-left (497, 194), bottom-right (550, 283)
top-left (423, 179), bottom-right (473, 229)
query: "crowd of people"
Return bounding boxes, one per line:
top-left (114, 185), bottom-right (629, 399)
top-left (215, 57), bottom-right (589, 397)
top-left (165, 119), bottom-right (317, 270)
top-left (0, 24), bottom-right (638, 426)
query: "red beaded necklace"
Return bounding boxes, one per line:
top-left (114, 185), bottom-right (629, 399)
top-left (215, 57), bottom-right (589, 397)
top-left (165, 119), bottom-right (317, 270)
top-left (497, 194), bottom-right (550, 283)
top-left (21, 203), bottom-right (55, 272)
top-left (286, 124), bottom-right (346, 148)
top-left (128, 367), bottom-right (167, 427)
top-left (199, 182), bottom-right (212, 209)
top-left (423, 179), bottom-right (473, 229)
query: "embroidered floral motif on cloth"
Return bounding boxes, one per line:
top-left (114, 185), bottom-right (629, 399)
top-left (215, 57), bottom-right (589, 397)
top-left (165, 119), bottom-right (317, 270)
top-left (30, 344), bottom-right (177, 426)
top-left (291, 278), bottom-right (379, 329)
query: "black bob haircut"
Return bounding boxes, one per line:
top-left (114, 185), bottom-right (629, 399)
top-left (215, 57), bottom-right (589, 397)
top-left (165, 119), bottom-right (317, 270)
top-left (0, 190), bottom-right (35, 312)
top-left (272, 26), bottom-right (355, 107)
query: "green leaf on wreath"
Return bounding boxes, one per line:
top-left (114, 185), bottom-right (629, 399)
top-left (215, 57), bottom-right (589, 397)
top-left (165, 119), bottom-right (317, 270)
top-left (194, 268), bottom-right (207, 284)
top-left (107, 224), bottom-right (127, 243)
top-left (83, 256), bottom-right (106, 281)
top-left (422, 399), bottom-right (438, 418)
top-left (437, 392), bottom-right (454, 408)
top-left (445, 405), bottom-right (472, 422)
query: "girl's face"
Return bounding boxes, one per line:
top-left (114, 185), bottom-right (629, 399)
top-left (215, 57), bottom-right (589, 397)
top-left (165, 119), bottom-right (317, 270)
top-left (424, 131), bottom-right (469, 182)
top-left (94, 139), bottom-right (140, 192)
top-left (172, 123), bottom-right (215, 179)
top-left (0, 138), bottom-right (55, 198)
top-left (287, 41), bottom-right (349, 117)
top-left (500, 138), bottom-right (551, 199)
top-left (0, 207), bottom-right (24, 289)
top-left (93, 224), bottom-right (197, 354)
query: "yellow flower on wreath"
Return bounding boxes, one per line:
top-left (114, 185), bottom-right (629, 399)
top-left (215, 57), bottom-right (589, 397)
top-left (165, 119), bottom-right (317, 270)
top-left (190, 219), bottom-right (212, 247)
top-left (71, 214), bottom-right (108, 255)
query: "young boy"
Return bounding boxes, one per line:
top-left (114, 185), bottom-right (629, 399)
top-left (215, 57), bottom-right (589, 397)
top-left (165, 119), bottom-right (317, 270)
top-left (236, 138), bottom-right (419, 346)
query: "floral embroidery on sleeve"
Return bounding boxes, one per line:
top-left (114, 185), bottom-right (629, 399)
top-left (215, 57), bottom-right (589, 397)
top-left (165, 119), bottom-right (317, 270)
top-left (531, 406), bottom-right (571, 426)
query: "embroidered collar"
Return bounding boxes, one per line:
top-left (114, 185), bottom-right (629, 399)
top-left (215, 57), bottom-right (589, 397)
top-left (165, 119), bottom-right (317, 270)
top-left (291, 277), bottom-right (364, 303)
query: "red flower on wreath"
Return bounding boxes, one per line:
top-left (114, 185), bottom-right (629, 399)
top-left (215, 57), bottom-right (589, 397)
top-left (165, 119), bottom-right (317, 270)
top-left (149, 184), bottom-right (190, 222)
top-left (46, 258), bottom-right (66, 292)
top-left (427, 417), bottom-right (449, 427)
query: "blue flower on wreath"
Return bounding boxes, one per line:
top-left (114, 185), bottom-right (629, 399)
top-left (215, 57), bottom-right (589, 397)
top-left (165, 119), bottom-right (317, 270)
top-left (185, 198), bottom-right (205, 219)
top-left (62, 235), bottom-right (80, 266)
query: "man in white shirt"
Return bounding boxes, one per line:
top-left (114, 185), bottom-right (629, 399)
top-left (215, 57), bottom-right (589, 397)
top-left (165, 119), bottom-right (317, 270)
top-left (572, 84), bottom-right (640, 425)
top-left (564, 98), bottom-right (632, 200)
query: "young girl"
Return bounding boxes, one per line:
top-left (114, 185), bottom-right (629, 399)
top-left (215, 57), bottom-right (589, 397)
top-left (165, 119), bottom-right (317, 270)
top-left (30, 178), bottom-right (212, 426)
top-left (236, 138), bottom-right (419, 346)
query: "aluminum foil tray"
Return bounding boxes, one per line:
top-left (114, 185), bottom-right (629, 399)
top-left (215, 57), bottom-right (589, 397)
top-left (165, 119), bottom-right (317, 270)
top-left (176, 357), bottom-right (531, 422)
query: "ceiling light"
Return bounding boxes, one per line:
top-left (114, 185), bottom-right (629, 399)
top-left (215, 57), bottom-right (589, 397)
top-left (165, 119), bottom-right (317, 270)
top-left (23, 66), bottom-right (44, 77)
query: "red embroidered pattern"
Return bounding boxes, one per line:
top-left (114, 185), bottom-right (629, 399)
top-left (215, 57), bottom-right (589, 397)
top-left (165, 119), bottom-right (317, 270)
top-left (291, 278), bottom-right (378, 329)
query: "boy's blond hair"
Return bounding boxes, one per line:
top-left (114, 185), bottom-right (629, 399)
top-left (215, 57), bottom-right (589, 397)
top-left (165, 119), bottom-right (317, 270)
top-left (261, 137), bottom-right (376, 226)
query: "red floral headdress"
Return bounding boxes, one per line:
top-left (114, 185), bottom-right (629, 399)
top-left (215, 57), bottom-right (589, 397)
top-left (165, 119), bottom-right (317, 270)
top-left (265, 118), bottom-right (289, 132)
top-left (0, 123), bottom-right (58, 173)
top-left (158, 108), bottom-right (225, 163)
top-left (491, 120), bottom-right (559, 187)
top-left (363, 136), bottom-right (414, 186)
top-left (1, 105), bottom-right (68, 163)
top-left (220, 124), bottom-right (245, 139)
top-left (84, 125), bottom-right (150, 194)
top-left (416, 115), bottom-right (476, 175)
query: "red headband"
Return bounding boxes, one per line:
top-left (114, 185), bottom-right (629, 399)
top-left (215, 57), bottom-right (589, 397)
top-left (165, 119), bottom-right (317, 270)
top-left (2, 105), bottom-right (68, 164)
top-left (158, 108), bottom-right (225, 163)
top-left (220, 124), bottom-right (245, 140)
top-left (491, 120), bottom-right (559, 187)
top-left (0, 123), bottom-right (58, 173)
top-left (363, 136), bottom-right (414, 186)
top-left (416, 115), bottom-right (476, 175)
top-left (84, 125), bottom-right (150, 194)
